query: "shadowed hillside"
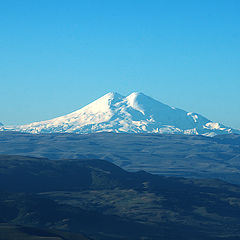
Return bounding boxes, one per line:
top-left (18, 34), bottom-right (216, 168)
top-left (1, 155), bottom-right (240, 239)
top-left (0, 132), bottom-right (240, 184)
top-left (0, 224), bottom-right (89, 240)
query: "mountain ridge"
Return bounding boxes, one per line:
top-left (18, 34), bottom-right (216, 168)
top-left (1, 92), bottom-right (239, 136)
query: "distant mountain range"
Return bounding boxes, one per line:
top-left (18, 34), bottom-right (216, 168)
top-left (1, 92), bottom-right (239, 136)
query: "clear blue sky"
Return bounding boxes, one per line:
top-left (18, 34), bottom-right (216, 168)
top-left (1, 0), bottom-right (239, 129)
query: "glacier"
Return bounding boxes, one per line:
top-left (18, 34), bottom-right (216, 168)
top-left (1, 92), bottom-right (239, 136)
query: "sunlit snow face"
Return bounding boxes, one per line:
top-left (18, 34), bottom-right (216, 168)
top-left (1, 92), bottom-right (237, 136)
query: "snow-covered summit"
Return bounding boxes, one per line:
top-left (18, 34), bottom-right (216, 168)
top-left (2, 92), bottom-right (239, 136)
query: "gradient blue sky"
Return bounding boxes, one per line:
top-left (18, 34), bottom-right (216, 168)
top-left (1, 0), bottom-right (239, 129)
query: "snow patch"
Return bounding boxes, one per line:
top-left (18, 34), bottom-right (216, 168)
top-left (187, 112), bottom-right (199, 123)
top-left (205, 122), bottom-right (221, 129)
top-left (126, 92), bottom-right (145, 115)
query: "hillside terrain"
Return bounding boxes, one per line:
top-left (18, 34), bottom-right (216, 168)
top-left (0, 224), bottom-right (89, 240)
top-left (1, 155), bottom-right (240, 239)
top-left (0, 132), bottom-right (240, 184)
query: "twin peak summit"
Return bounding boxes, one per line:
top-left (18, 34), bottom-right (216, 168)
top-left (1, 92), bottom-right (239, 136)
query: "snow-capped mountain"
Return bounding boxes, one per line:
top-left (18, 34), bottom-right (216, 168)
top-left (2, 92), bottom-right (239, 136)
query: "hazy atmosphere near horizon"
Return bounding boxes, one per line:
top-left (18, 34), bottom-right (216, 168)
top-left (0, 0), bottom-right (239, 129)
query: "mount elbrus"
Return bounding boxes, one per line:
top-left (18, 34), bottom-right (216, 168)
top-left (1, 92), bottom-right (239, 136)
